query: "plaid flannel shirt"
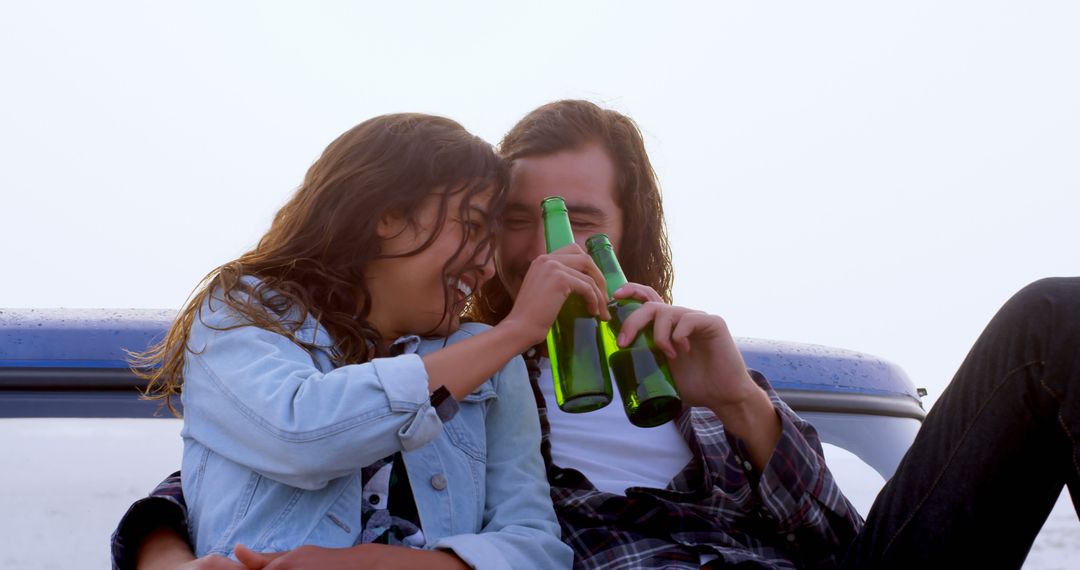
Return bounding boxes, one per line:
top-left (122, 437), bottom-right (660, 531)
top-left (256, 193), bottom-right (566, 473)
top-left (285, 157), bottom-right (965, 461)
top-left (523, 352), bottom-right (863, 569)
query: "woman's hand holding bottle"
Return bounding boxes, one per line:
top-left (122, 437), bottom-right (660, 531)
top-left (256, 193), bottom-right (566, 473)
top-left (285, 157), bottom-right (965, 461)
top-left (423, 243), bottom-right (609, 400)
top-left (497, 243), bottom-right (611, 348)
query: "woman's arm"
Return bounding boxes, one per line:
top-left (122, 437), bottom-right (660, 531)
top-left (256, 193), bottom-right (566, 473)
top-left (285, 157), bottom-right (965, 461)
top-left (423, 243), bottom-right (610, 400)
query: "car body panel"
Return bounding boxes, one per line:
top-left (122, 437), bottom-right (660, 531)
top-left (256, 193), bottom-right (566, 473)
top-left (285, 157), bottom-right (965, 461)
top-left (0, 308), bottom-right (926, 423)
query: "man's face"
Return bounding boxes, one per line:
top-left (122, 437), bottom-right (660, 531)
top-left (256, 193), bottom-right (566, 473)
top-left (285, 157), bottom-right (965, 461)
top-left (496, 142), bottom-right (624, 301)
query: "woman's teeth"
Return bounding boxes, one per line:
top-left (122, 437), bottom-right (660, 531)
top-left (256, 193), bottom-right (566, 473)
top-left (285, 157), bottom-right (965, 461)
top-left (450, 279), bottom-right (473, 298)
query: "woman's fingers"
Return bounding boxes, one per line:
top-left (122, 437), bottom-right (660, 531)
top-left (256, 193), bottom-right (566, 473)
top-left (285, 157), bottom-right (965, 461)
top-left (534, 249), bottom-right (610, 319)
top-left (515, 255), bottom-right (608, 331)
top-left (558, 265), bottom-right (610, 319)
top-left (549, 245), bottom-right (609, 295)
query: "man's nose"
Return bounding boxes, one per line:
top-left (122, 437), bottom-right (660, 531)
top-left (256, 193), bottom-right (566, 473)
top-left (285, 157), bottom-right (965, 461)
top-left (526, 225), bottom-right (547, 262)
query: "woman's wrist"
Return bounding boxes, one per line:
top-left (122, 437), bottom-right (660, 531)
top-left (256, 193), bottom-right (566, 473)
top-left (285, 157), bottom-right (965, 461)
top-left (423, 319), bottom-right (541, 400)
top-left (492, 317), bottom-right (543, 356)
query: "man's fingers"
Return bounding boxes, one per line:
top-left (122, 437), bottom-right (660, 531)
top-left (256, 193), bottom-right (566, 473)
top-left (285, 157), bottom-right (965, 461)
top-left (616, 301), bottom-right (654, 346)
top-left (617, 302), bottom-right (683, 352)
top-left (618, 303), bottom-right (702, 356)
top-left (650, 306), bottom-right (678, 359)
top-left (613, 282), bottom-right (663, 303)
top-left (671, 312), bottom-right (705, 354)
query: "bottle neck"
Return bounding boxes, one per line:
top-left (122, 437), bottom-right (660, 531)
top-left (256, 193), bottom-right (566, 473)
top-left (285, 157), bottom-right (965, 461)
top-left (542, 212), bottom-right (574, 253)
top-left (541, 198), bottom-right (574, 253)
top-left (589, 245), bottom-right (628, 299)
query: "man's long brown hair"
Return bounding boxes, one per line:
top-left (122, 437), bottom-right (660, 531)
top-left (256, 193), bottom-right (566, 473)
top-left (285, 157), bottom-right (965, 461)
top-left (135, 113), bottom-right (506, 415)
top-left (469, 100), bottom-right (674, 324)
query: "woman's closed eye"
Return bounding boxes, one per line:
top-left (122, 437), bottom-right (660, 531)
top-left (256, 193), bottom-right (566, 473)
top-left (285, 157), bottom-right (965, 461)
top-left (453, 217), bottom-right (487, 235)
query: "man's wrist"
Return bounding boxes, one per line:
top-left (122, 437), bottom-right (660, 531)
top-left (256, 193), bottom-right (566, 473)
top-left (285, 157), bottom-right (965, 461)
top-left (709, 383), bottom-right (774, 436)
top-left (135, 526), bottom-right (195, 570)
top-left (709, 381), bottom-right (782, 472)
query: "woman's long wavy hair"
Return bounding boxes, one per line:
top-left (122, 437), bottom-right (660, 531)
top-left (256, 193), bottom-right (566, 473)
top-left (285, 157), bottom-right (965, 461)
top-left (135, 113), bottom-right (507, 415)
top-left (469, 100), bottom-right (674, 325)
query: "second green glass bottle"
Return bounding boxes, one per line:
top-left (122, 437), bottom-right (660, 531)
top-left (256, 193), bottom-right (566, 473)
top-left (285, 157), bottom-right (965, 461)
top-left (587, 233), bottom-right (682, 427)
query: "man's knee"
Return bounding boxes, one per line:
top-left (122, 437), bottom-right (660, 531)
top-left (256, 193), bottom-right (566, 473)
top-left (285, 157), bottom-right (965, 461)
top-left (1003, 277), bottom-right (1080, 326)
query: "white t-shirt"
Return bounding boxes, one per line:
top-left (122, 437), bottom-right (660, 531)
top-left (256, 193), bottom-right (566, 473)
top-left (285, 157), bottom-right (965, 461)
top-left (537, 357), bottom-right (693, 495)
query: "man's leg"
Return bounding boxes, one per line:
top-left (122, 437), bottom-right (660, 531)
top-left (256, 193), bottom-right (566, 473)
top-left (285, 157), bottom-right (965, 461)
top-left (843, 277), bottom-right (1080, 569)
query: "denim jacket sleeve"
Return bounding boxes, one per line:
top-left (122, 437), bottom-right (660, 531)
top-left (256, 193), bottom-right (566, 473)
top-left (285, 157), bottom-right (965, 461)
top-left (181, 307), bottom-right (443, 491)
top-left (432, 355), bottom-right (573, 569)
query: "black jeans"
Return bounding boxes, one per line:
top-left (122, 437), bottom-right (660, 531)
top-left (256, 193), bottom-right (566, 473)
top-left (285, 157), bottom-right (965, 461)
top-left (841, 277), bottom-right (1080, 569)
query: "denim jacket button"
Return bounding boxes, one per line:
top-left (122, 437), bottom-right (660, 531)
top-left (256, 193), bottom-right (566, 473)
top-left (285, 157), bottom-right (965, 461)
top-left (430, 474), bottom-right (448, 490)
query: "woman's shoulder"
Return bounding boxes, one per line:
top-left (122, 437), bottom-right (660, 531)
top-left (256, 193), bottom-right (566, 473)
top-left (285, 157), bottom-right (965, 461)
top-left (189, 277), bottom-right (326, 345)
top-left (415, 321), bottom-right (492, 347)
top-left (451, 321), bottom-right (494, 337)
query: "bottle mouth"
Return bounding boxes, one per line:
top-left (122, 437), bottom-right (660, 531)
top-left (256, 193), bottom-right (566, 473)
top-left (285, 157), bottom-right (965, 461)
top-left (585, 233), bottom-right (612, 254)
top-left (540, 196), bottom-right (568, 214)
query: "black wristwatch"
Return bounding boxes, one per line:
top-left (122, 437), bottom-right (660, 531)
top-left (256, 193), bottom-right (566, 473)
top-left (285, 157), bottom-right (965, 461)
top-left (430, 385), bottom-right (459, 422)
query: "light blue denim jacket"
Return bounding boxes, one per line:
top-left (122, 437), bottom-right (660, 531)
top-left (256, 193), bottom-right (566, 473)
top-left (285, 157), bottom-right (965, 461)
top-left (180, 292), bottom-right (571, 569)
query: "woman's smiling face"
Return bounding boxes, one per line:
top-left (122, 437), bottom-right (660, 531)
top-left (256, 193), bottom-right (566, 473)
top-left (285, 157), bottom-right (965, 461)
top-left (364, 186), bottom-right (497, 341)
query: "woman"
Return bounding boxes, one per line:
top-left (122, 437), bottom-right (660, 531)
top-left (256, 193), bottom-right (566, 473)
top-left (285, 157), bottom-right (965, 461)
top-left (135, 114), bottom-right (606, 569)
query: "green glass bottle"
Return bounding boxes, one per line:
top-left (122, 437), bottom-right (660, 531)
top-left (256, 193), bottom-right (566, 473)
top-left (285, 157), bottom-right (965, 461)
top-left (586, 233), bottom-right (682, 427)
top-left (541, 197), bottom-right (613, 413)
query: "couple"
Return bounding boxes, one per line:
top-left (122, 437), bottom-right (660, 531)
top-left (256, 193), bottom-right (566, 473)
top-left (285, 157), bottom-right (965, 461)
top-left (113, 100), bottom-right (1080, 569)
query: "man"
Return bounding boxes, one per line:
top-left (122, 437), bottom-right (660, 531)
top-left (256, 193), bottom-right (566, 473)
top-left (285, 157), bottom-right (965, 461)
top-left (115, 100), bottom-right (1080, 569)
top-left (471, 101), bottom-right (860, 568)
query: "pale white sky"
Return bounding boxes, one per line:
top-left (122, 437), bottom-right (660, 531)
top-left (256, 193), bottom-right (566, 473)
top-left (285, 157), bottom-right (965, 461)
top-left (2, 1), bottom-right (1078, 405)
